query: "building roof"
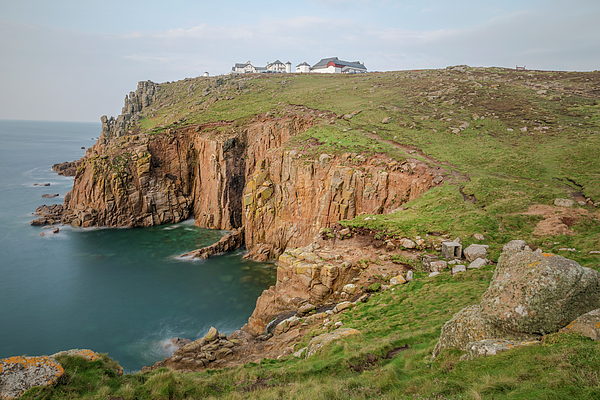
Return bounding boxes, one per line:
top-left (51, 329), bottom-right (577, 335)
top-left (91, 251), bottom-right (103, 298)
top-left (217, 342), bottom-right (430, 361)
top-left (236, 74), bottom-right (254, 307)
top-left (234, 63), bottom-right (251, 69)
top-left (312, 57), bottom-right (367, 71)
top-left (296, 62), bottom-right (311, 67)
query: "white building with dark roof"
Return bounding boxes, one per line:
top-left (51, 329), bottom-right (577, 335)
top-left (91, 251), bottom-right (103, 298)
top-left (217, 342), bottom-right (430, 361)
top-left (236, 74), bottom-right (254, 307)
top-left (231, 57), bottom-right (367, 74)
top-left (231, 60), bottom-right (291, 74)
top-left (296, 62), bottom-right (311, 73)
top-left (311, 57), bottom-right (367, 74)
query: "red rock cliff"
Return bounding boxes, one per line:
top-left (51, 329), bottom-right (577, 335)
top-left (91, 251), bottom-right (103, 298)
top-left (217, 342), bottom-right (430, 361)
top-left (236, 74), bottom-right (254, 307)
top-left (63, 110), bottom-right (441, 259)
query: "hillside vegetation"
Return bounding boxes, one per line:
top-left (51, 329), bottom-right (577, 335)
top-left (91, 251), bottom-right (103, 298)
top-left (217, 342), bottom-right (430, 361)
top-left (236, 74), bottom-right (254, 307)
top-left (24, 67), bottom-right (600, 399)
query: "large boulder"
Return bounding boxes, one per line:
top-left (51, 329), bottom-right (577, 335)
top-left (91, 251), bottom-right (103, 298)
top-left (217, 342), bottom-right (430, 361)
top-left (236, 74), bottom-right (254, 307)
top-left (480, 241), bottom-right (600, 334)
top-left (432, 305), bottom-right (535, 358)
top-left (0, 356), bottom-right (64, 399)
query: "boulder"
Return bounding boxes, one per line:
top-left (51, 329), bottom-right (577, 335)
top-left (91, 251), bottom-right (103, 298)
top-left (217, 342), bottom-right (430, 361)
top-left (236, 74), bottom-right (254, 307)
top-left (480, 244), bottom-right (600, 334)
top-left (474, 233), bottom-right (485, 241)
top-left (334, 301), bottom-right (352, 313)
top-left (0, 356), bottom-right (65, 399)
top-left (468, 258), bottom-right (487, 269)
top-left (406, 270), bottom-right (414, 281)
top-left (342, 284), bottom-right (357, 295)
top-left (305, 328), bottom-right (362, 357)
top-left (561, 308), bottom-right (600, 341)
top-left (554, 198), bottom-right (574, 207)
top-left (422, 254), bottom-right (439, 270)
top-left (463, 244), bottom-right (489, 263)
top-left (390, 275), bottom-right (406, 285)
top-left (432, 305), bottom-right (535, 358)
top-left (501, 240), bottom-right (529, 254)
top-left (205, 326), bottom-right (219, 342)
top-left (400, 238), bottom-right (416, 249)
top-left (452, 265), bottom-right (466, 274)
top-left (430, 260), bottom-right (447, 272)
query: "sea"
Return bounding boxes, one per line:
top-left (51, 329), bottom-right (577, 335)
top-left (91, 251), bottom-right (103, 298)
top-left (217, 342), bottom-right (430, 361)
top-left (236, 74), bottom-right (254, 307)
top-left (0, 120), bottom-right (276, 372)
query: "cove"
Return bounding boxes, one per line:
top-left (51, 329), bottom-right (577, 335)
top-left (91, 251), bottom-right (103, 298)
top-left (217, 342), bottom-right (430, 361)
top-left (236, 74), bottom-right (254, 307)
top-left (0, 120), bottom-right (276, 372)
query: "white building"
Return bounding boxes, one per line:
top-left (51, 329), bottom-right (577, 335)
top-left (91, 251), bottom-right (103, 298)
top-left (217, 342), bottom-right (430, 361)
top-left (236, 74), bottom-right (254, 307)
top-left (231, 57), bottom-right (367, 74)
top-left (311, 57), bottom-right (367, 74)
top-left (296, 62), bottom-right (311, 73)
top-left (231, 60), bottom-right (291, 74)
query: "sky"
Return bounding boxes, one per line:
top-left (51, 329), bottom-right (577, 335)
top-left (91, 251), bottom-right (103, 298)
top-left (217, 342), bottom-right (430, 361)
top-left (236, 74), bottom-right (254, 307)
top-left (1, 0), bottom-right (599, 122)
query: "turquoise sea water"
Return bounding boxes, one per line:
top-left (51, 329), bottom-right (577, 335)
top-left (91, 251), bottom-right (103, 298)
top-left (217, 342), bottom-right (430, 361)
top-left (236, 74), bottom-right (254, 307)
top-left (0, 120), bottom-right (276, 372)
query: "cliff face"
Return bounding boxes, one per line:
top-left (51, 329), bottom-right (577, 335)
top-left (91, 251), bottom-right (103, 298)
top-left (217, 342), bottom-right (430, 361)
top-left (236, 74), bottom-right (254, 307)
top-left (63, 109), bottom-right (441, 256)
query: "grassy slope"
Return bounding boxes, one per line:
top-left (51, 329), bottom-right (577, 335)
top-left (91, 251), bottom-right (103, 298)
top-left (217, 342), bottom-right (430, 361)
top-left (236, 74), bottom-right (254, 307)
top-left (24, 68), bottom-right (600, 399)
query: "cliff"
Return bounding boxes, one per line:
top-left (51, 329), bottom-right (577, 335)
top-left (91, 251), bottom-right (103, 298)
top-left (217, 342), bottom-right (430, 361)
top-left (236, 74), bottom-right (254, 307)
top-left (61, 102), bottom-right (442, 259)
top-left (61, 73), bottom-right (447, 254)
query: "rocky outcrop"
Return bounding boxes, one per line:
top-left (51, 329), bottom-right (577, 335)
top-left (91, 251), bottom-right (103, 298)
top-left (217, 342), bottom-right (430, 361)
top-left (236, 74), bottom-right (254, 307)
top-left (0, 356), bottom-right (64, 399)
top-left (52, 160), bottom-right (81, 177)
top-left (181, 228), bottom-right (244, 259)
top-left (30, 204), bottom-right (63, 226)
top-left (433, 240), bottom-right (600, 358)
top-left (99, 81), bottom-right (160, 144)
top-left (242, 243), bottom-right (362, 335)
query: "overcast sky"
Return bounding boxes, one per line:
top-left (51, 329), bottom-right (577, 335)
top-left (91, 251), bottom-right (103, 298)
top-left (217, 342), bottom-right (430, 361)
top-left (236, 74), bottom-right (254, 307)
top-left (1, 0), bottom-right (599, 122)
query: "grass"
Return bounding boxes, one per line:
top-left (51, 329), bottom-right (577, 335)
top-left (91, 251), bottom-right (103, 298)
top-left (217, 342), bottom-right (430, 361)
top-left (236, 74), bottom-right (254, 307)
top-left (23, 67), bottom-right (600, 398)
top-left (22, 267), bottom-right (600, 399)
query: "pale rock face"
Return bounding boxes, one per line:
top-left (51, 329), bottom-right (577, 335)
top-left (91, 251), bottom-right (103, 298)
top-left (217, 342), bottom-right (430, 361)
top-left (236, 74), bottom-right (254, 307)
top-left (465, 339), bottom-right (539, 360)
top-left (343, 283), bottom-right (357, 294)
top-left (452, 265), bottom-right (467, 274)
